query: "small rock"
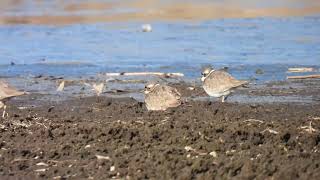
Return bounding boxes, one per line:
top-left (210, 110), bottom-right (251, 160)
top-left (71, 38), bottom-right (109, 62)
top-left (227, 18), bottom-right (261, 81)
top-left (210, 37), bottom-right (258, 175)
top-left (34, 75), bottom-right (43, 78)
top-left (255, 68), bottom-right (264, 75)
top-left (142, 24), bottom-right (152, 32)
top-left (209, 151), bottom-right (218, 158)
top-left (184, 146), bottom-right (194, 152)
top-left (226, 149), bottom-right (236, 155)
top-left (110, 166), bottom-right (115, 172)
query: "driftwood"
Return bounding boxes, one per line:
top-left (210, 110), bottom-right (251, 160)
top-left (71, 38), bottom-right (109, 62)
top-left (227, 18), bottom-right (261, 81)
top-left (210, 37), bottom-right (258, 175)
top-left (287, 67), bottom-right (316, 73)
top-left (105, 72), bottom-right (184, 77)
top-left (287, 74), bottom-right (320, 79)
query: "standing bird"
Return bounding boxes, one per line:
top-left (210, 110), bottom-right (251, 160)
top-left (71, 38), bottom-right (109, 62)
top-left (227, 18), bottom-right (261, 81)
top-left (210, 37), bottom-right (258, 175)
top-left (144, 83), bottom-right (181, 111)
top-left (201, 67), bottom-right (248, 102)
top-left (0, 80), bottom-right (25, 117)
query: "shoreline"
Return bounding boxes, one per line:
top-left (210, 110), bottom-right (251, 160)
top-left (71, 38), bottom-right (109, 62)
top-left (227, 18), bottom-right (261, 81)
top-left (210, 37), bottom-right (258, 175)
top-left (1, 87), bottom-right (319, 179)
top-left (4, 73), bottom-right (320, 104)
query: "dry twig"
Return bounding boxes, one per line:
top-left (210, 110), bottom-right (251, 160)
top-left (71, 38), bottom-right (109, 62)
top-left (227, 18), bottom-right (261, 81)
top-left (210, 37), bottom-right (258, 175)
top-left (243, 119), bottom-right (264, 124)
top-left (95, 155), bottom-right (111, 160)
top-left (300, 121), bottom-right (318, 133)
top-left (184, 146), bottom-right (207, 156)
top-left (287, 74), bottom-right (320, 79)
top-left (287, 67), bottom-right (315, 73)
top-left (105, 72), bottom-right (184, 77)
top-left (261, 128), bottom-right (279, 134)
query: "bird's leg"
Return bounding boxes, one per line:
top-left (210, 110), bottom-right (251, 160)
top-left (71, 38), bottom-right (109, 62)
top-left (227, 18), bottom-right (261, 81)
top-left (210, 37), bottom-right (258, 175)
top-left (2, 105), bottom-right (6, 118)
top-left (221, 94), bottom-right (230, 103)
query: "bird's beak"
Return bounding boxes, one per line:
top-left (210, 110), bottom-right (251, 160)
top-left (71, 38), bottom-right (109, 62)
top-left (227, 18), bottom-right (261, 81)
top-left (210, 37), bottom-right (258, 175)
top-left (140, 89), bottom-right (149, 94)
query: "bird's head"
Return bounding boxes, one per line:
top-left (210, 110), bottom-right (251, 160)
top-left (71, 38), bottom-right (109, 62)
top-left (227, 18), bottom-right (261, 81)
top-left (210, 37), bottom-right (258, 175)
top-left (201, 67), bottom-right (214, 82)
top-left (144, 83), bottom-right (159, 94)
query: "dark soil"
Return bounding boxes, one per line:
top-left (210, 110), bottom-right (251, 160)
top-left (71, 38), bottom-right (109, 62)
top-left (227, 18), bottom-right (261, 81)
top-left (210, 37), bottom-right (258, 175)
top-left (1, 94), bottom-right (320, 179)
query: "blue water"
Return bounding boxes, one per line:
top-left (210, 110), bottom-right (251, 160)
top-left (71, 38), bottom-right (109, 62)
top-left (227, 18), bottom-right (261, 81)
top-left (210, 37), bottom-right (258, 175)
top-left (0, 16), bottom-right (319, 81)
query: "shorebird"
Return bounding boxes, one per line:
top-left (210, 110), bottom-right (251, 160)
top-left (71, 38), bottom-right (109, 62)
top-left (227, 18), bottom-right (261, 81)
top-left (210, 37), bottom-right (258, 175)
top-left (144, 83), bottom-right (181, 111)
top-left (201, 67), bottom-right (248, 102)
top-left (0, 80), bottom-right (25, 117)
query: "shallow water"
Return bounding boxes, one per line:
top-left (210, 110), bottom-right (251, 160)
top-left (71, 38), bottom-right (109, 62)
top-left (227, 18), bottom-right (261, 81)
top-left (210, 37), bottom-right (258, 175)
top-left (0, 1), bottom-right (319, 83)
top-left (0, 17), bottom-right (319, 82)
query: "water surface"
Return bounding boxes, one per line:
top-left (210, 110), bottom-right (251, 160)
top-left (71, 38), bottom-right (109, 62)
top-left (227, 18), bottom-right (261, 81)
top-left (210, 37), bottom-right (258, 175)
top-left (0, 0), bottom-right (319, 83)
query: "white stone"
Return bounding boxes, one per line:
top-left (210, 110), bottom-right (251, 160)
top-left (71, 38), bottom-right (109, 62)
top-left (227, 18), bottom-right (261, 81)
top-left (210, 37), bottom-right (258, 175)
top-left (110, 166), bottom-right (115, 172)
top-left (209, 151), bottom-right (218, 158)
top-left (142, 24), bottom-right (152, 32)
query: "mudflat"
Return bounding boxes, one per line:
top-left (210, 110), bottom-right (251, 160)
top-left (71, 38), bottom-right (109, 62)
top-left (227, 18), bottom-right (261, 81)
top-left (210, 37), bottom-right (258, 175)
top-left (0, 79), bottom-right (319, 179)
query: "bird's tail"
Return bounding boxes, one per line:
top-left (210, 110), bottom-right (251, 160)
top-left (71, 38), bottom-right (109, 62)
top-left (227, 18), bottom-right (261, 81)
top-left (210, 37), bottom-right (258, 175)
top-left (239, 80), bottom-right (250, 88)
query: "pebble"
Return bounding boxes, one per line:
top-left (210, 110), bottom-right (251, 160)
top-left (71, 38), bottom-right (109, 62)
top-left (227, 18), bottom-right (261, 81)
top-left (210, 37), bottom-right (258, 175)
top-left (142, 24), bottom-right (152, 32)
top-left (110, 166), bottom-right (115, 172)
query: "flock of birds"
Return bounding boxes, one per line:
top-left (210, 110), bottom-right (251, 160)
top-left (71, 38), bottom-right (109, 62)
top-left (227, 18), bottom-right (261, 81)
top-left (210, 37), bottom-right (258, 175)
top-left (145, 66), bottom-right (247, 110)
top-left (0, 66), bottom-right (247, 114)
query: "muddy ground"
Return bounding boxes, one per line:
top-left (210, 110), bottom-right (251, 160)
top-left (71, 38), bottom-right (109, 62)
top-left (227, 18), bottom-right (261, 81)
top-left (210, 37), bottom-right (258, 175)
top-left (0, 79), bottom-right (320, 180)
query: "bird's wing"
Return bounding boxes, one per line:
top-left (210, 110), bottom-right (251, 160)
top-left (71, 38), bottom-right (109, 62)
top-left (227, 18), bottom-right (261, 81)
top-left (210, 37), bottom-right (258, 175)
top-left (145, 85), bottom-right (181, 110)
top-left (167, 86), bottom-right (181, 100)
top-left (0, 80), bottom-right (25, 99)
top-left (158, 85), bottom-right (181, 107)
top-left (205, 71), bottom-right (247, 92)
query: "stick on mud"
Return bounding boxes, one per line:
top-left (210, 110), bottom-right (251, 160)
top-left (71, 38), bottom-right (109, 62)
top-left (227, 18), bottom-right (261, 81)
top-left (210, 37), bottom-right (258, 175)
top-left (105, 72), bottom-right (184, 77)
top-left (287, 74), bottom-right (320, 79)
top-left (287, 67), bottom-right (315, 73)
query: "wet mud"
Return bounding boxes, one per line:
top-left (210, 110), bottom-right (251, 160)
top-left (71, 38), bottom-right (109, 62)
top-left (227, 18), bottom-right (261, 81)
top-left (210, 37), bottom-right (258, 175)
top-left (0, 80), bottom-right (319, 179)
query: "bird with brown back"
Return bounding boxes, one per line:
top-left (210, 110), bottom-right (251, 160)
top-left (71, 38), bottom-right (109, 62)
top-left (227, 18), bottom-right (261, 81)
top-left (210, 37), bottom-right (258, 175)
top-left (0, 80), bottom-right (25, 117)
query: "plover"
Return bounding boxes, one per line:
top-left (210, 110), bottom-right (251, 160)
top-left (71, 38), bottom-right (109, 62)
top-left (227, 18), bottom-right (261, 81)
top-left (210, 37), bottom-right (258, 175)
top-left (144, 83), bottom-right (181, 111)
top-left (201, 67), bottom-right (247, 102)
top-left (0, 80), bottom-right (25, 117)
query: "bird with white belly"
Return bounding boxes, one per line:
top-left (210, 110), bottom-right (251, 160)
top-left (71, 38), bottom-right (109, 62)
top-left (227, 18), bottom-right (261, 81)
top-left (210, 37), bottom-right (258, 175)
top-left (201, 67), bottom-right (248, 102)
